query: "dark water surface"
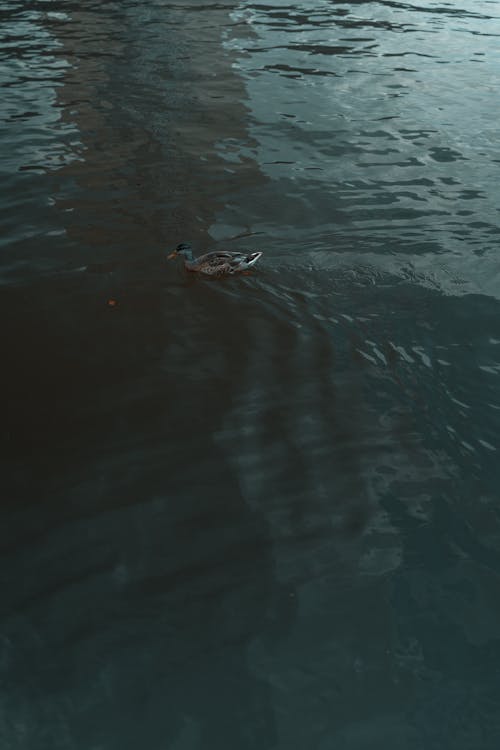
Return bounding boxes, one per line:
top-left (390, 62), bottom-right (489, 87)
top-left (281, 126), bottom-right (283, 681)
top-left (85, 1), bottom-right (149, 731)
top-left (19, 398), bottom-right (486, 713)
top-left (2, 1), bottom-right (500, 747)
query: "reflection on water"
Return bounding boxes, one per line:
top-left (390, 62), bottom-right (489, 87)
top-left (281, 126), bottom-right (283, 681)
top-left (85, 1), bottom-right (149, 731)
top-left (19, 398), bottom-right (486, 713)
top-left (2, 1), bottom-right (500, 748)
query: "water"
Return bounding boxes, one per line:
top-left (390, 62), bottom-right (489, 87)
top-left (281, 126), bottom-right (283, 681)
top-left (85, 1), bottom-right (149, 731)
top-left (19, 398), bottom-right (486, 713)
top-left (2, 1), bottom-right (500, 747)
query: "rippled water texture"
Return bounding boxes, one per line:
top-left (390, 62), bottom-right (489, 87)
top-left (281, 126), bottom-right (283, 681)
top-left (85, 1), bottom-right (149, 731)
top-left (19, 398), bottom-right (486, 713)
top-left (2, 1), bottom-right (500, 748)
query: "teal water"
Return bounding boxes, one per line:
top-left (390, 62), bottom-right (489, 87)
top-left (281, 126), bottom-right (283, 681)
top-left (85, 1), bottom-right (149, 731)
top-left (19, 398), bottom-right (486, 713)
top-left (1, 1), bottom-right (500, 748)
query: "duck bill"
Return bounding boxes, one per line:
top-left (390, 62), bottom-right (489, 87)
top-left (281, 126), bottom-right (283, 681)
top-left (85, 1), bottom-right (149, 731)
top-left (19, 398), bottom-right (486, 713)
top-left (167, 251), bottom-right (178, 259)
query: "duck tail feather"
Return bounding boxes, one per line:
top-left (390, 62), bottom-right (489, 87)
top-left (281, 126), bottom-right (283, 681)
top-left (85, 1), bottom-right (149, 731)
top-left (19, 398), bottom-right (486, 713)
top-left (246, 251), bottom-right (263, 265)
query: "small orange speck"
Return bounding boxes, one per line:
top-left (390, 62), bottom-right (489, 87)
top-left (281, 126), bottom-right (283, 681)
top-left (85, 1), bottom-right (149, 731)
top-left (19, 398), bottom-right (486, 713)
top-left (107, 299), bottom-right (117, 307)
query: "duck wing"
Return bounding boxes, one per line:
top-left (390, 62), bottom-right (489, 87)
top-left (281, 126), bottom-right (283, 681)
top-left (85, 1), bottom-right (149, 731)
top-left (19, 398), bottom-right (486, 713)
top-left (190, 251), bottom-right (249, 274)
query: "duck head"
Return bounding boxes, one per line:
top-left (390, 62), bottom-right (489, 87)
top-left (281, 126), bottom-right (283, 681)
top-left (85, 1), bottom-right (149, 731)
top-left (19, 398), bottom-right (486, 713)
top-left (168, 243), bottom-right (193, 260)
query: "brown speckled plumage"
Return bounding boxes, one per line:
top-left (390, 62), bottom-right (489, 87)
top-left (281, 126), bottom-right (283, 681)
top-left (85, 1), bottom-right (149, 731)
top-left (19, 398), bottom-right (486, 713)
top-left (168, 243), bottom-right (263, 276)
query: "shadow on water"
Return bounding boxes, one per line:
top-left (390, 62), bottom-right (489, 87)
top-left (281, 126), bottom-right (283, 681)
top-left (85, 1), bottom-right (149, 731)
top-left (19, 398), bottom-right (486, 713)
top-left (0, 2), bottom-right (292, 748)
top-left (2, 276), bottom-right (295, 749)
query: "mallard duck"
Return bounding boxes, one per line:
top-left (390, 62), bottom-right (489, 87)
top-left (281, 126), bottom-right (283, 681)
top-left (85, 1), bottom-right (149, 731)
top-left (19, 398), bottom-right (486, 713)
top-left (168, 243), bottom-right (263, 276)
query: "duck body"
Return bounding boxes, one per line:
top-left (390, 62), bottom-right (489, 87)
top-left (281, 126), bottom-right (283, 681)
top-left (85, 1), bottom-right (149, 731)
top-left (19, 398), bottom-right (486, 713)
top-left (168, 243), bottom-right (263, 276)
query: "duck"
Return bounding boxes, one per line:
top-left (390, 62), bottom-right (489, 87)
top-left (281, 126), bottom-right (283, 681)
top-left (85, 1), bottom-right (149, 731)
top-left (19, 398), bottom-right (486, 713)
top-left (168, 242), bottom-right (263, 276)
